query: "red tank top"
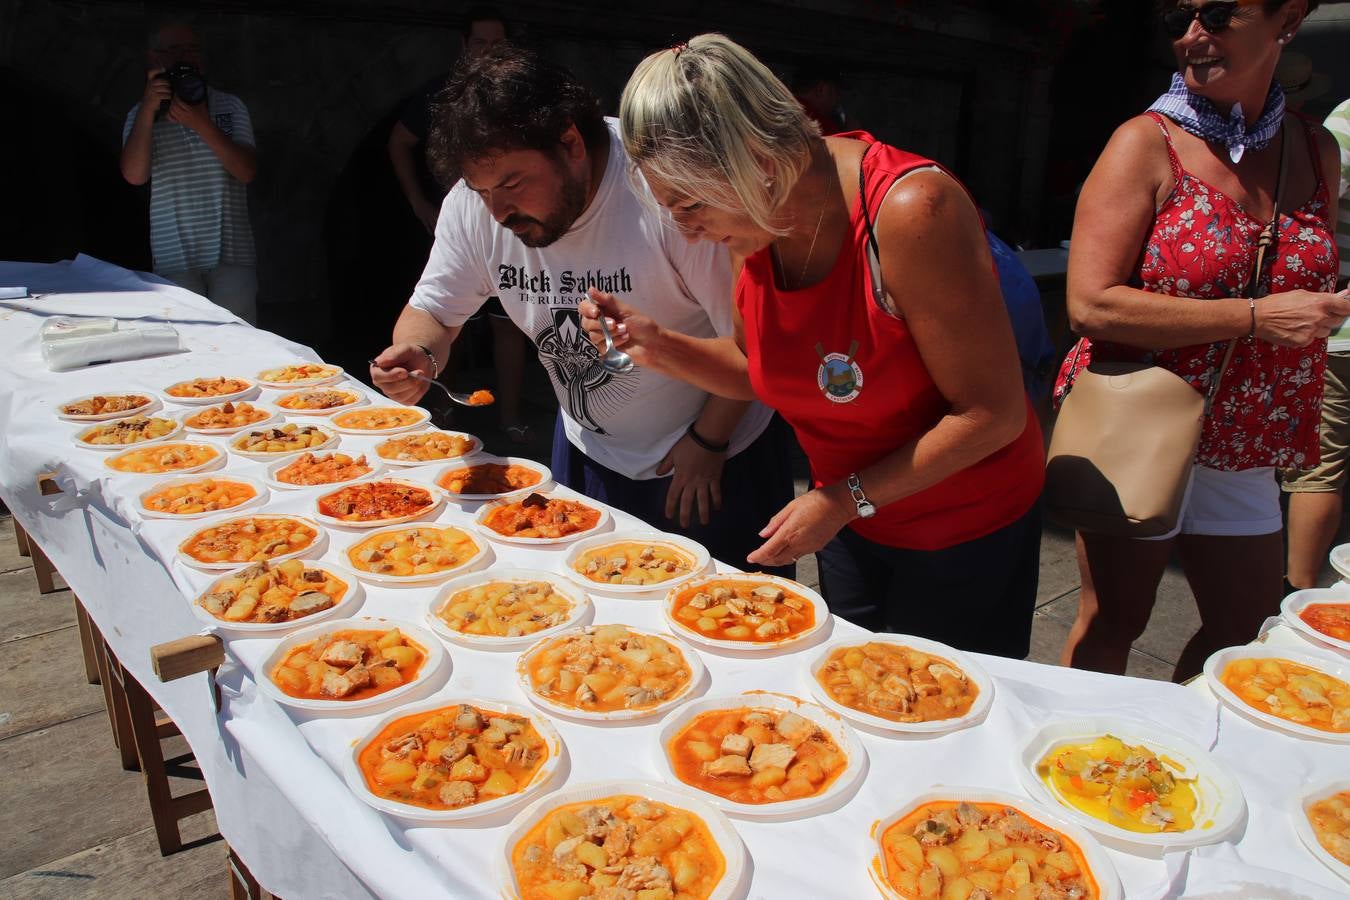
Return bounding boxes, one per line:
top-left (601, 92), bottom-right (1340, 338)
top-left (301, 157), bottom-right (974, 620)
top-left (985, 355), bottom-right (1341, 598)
top-left (1053, 112), bottom-right (1338, 471)
top-left (736, 135), bottom-right (1044, 551)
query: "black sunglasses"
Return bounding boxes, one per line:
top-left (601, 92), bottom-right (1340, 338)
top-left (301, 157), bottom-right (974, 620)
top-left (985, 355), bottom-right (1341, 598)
top-left (1161, 1), bottom-right (1254, 40)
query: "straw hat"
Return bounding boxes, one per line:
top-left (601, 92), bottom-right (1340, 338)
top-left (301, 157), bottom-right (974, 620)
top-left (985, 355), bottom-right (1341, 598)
top-left (1276, 51), bottom-right (1331, 107)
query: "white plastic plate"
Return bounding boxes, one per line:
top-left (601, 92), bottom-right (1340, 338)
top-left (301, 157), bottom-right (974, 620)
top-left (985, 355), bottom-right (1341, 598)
top-left (430, 455), bottom-right (553, 501)
top-left (56, 391), bottom-right (159, 422)
top-left (1016, 717), bottom-right (1246, 851)
top-left (562, 530), bottom-right (710, 595)
top-left (176, 513), bottom-right (328, 571)
top-left (427, 568), bottom-right (592, 651)
top-left (189, 561), bottom-right (362, 635)
top-left (255, 364), bottom-right (343, 389)
top-left (273, 388), bottom-right (366, 416)
top-left (654, 691), bottom-right (867, 820)
top-left (664, 572), bottom-right (828, 652)
top-left (495, 779), bottom-right (747, 900)
top-left (137, 474), bottom-right (268, 520)
top-left (516, 624), bottom-right (705, 722)
top-left (103, 441), bottom-right (224, 476)
top-left (343, 696), bottom-right (564, 823)
top-left (870, 787), bottom-right (1122, 900)
top-left (256, 616), bottom-right (445, 714)
top-left (1292, 777), bottom-right (1350, 885)
top-left (73, 414), bottom-right (183, 450)
top-left (1203, 646), bottom-right (1350, 743)
top-left (228, 424), bottom-right (338, 461)
top-left (311, 477), bottom-right (444, 529)
top-left (162, 377), bottom-right (256, 405)
top-left (805, 633), bottom-right (994, 735)
top-left (375, 430), bottom-right (483, 467)
top-left (1281, 589), bottom-right (1350, 656)
top-left (181, 403), bottom-right (281, 435)
top-left (342, 523), bottom-right (490, 585)
top-left (1330, 544), bottom-right (1350, 583)
top-left (474, 491), bottom-right (610, 546)
top-left (329, 405), bottom-right (431, 435)
top-left (264, 453), bottom-right (383, 492)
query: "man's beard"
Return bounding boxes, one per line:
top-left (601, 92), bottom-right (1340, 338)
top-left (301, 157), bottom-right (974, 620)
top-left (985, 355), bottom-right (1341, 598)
top-left (502, 166), bottom-right (588, 248)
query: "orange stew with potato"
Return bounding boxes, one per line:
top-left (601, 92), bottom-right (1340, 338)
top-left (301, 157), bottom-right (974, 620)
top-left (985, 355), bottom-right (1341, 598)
top-left (1299, 603), bottom-right (1350, 643)
top-left (271, 627), bottom-right (424, 701)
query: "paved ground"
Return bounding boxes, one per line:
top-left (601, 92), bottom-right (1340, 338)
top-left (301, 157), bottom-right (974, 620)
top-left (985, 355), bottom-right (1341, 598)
top-left (4, 361), bottom-right (1344, 896)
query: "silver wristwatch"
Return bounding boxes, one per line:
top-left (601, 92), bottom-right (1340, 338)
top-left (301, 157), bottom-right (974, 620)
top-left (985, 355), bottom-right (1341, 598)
top-left (847, 473), bottom-right (876, 519)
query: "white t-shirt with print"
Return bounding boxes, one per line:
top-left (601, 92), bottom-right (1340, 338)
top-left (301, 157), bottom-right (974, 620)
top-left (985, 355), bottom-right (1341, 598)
top-left (409, 119), bottom-right (774, 480)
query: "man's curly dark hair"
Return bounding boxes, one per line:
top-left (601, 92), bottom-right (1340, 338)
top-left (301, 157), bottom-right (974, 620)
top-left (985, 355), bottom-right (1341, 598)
top-left (426, 43), bottom-right (607, 190)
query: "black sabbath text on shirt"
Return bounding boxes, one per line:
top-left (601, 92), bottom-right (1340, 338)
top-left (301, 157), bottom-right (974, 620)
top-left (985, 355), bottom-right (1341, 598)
top-left (497, 265), bottom-right (633, 299)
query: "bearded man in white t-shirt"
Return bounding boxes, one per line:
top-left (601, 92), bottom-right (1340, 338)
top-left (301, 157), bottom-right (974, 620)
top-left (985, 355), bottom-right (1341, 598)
top-left (371, 44), bottom-right (793, 574)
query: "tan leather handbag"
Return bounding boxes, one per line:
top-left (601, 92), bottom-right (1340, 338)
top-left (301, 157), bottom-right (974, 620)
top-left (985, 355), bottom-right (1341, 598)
top-left (1044, 124), bottom-right (1287, 538)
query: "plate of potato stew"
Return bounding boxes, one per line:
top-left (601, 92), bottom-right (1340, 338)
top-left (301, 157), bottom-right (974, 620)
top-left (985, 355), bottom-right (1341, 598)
top-left (663, 573), bottom-right (827, 651)
top-left (655, 693), bottom-right (866, 819)
top-left (229, 422), bottom-right (337, 459)
top-left (807, 634), bottom-right (994, 734)
top-left (258, 617), bottom-right (445, 713)
top-left (432, 455), bottom-right (551, 501)
top-left (427, 569), bottom-right (591, 650)
top-left (191, 559), bottom-right (359, 634)
top-left (517, 624), bottom-right (705, 722)
top-left (872, 789), bottom-right (1121, 900)
top-left (138, 475), bottom-right (267, 520)
top-left (342, 698), bottom-right (563, 822)
top-left (563, 531), bottom-right (709, 594)
top-left (344, 524), bottom-right (488, 584)
top-left (177, 514), bottom-right (326, 570)
top-left (1203, 647), bottom-right (1350, 741)
top-left (497, 780), bottom-right (746, 900)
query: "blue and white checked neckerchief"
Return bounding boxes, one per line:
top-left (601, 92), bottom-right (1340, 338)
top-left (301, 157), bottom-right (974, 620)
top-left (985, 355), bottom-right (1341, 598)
top-left (1147, 72), bottom-right (1285, 163)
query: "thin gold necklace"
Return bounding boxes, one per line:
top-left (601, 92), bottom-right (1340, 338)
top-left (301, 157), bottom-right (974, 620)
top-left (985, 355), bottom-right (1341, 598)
top-left (773, 201), bottom-right (827, 290)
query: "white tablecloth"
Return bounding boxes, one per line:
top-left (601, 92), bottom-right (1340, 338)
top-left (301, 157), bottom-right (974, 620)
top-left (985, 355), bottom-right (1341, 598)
top-left (1, 257), bottom-right (1346, 899)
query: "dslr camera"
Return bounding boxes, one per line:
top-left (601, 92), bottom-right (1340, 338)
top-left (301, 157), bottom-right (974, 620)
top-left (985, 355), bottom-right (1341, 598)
top-left (156, 63), bottom-right (208, 117)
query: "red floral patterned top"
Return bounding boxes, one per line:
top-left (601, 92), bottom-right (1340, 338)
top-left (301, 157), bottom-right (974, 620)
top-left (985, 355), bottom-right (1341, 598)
top-left (1054, 112), bottom-right (1339, 471)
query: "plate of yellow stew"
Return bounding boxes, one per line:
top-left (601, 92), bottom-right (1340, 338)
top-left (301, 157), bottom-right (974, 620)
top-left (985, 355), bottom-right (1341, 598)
top-left (564, 531), bottom-right (707, 593)
top-left (376, 430), bottom-right (481, 466)
top-left (1017, 718), bottom-right (1245, 850)
top-left (104, 441), bottom-right (222, 475)
top-left (517, 624), bottom-right (704, 722)
top-left (163, 376), bottom-right (255, 404)
top-left (177, 514), bottom-right (325, 570)
top-left (58, 391), bottom-right (157, 422)
top-left (872, 789), bottom-right (1121, 900)
top-left (256, 363), bottom-right (342, 388)
top-left (257, 617), bottom-right (444, 712)
top-left (427, 569), bottom-right (591, 650)
top-left (1295, 779), bottom-right (1350, 884)
top-left (344, 524), bottom-right (487, 584)
top-left (229, 422), bottom-right (337, 459)
top-left (74, 414), bottom-right (182, 449)
top-left (138, 475), bottom-right (266, 520)
top-left (343, 697), bottom-right (563, 822)
top-left (497, 780), bottom-right (746, 900)
top-left (655, 692), bottom-right (866, 820)
top-left (1203, 647), bottom-right (1350, 741)
top-left (807, 633), bottom-right (993, 734)
top-left (191, 559), bottom-right (359, 634)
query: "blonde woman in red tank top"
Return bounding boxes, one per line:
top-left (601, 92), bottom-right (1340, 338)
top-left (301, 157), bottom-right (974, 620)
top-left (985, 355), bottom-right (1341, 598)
top-left (1056, 0), bottom-right (1347, 679)
top-left (577, 34), bottom-right (1045, 658)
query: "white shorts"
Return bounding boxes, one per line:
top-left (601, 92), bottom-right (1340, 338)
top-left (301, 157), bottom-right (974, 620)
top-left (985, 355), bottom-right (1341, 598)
top-left (1139, 464), bottom-right (1282, 541)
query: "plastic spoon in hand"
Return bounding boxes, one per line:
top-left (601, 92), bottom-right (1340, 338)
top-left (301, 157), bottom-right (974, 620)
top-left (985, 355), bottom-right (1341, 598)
top-left (367, 360), bottom-right (493, 407)
top-left (596, 316), bottom-right (635, 374)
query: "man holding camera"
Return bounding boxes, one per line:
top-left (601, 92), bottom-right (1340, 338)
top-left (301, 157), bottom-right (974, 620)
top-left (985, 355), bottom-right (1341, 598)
top-left (120, 22), bottom-right (259, 322)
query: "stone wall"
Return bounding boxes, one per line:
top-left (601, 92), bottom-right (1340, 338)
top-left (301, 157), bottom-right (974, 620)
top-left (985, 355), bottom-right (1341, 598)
top-left (1, 0), bottom-right (1053, 345)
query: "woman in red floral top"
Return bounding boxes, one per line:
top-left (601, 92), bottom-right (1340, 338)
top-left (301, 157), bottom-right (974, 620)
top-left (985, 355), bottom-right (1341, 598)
top-left (1058, 0), bottom-right (1347, 679)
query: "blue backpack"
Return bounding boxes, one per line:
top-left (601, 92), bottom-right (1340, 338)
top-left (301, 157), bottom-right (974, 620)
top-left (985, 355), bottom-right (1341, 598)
top-left (986, 229), bottom-right (1056, 401)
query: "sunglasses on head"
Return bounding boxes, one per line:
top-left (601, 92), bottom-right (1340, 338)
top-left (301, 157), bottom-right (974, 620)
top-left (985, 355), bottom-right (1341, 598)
top-left (1161, 0), bottom-right (1260, 40)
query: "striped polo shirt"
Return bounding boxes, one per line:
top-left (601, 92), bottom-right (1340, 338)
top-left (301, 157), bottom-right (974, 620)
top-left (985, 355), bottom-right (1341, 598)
top-left (1327, 98), bottom-right (1350, 281)
top-left (123, 87), bottom-right (256, 273)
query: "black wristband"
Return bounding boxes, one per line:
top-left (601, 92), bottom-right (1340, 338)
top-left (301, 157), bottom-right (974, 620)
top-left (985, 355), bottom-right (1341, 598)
top-left (685, 422), bottom-right (729, 453)
top-left (414, 344), bottom-right (439, 379)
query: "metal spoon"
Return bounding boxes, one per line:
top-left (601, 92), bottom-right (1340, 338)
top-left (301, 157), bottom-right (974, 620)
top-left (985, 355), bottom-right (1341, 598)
top-left (596, 316), bottom-right (635, 374)
top-left (367, 360), bottom-right (492, 407)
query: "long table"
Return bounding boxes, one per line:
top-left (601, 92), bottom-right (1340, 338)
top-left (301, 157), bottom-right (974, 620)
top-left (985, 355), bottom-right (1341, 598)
top-left (2, 256), bottom-right (1346, 899)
